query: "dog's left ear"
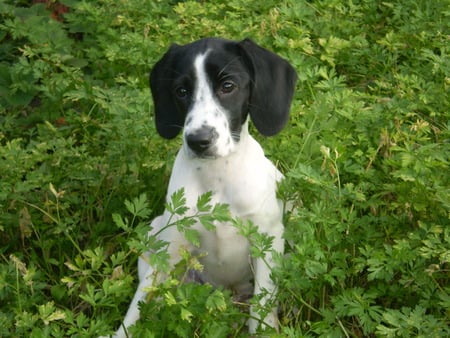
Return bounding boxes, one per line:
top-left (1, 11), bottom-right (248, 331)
top-left (239, 38), bottom-right (297, 136)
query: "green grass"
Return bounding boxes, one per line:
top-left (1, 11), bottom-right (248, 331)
top-left (0, 0), bottom-right (449, 337)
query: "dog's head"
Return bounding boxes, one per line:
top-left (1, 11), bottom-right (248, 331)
top-left (150, 38), bottom-right (297, 158)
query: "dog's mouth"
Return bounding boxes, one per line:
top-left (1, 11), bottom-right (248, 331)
top-left (185, 145), bottom-right (219, 159)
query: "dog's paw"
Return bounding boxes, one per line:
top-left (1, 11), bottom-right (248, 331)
top-left (248, 309), bottom-right (278, 334)
top-left (98, 328), bottom-right (127, 338)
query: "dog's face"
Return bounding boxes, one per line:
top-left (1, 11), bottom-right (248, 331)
top-left (150, 38), bottom-right (297, 158)
top-left (171, 45), bottom-right (252, 158)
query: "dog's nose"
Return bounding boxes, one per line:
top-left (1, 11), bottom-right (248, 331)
top-left (186, 127), bottom-right (218, 154)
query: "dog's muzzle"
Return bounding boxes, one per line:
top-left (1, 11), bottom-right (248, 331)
top-left (185, 126), bottom-right (219, 157)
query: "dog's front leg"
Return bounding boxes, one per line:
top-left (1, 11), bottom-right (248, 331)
top-left (248, 225), bottom-right (284, 334)
top-left (111, 259), bottom-right (154, 338)
top-left (109, 214), bottom-right (164, 338)
top-left (108, 215), bottom-right (169, 338)
top-left (108, 213), bottom-right (189, 338)
top-left (248, 257), bottom-right (278, 334)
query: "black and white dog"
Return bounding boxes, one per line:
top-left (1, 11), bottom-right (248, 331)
top-left (111, 38), bottom-right (297, 337)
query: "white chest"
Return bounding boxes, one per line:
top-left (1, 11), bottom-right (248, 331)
top-left (193, 222), bottom-right (251, 289)
top-left (165, 135), bottom-right (282, 288)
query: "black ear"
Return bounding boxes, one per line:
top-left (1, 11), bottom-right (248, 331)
top-left (239, 38), bottom-right (297, 136)
top-left (149, 44), bottom-right (183, 139)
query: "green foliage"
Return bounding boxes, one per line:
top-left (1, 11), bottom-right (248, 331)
top-left (130, 275), bottom-right (244, 337)
top-left (0, 0), bottom-right (448, 337)
top-left (109, 192), bottom-right (246, 337)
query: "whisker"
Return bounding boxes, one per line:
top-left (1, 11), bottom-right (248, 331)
top-left (217, 56), bottom-right (243, 80)
top-left (167, 124), bottom-right (184, 128)
top-left (230, 132), bottom-right (241, 138)
top-left (218, 71), bottom-right (245, 81)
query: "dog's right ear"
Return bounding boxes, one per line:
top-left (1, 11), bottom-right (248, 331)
top-left (150, 44), bottom-right (184, 139)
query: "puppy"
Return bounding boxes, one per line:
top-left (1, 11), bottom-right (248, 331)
top-left (111, 38), bottom-right (297, 337)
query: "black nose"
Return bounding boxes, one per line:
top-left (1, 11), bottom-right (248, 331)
top-left (186, 127), bottom-right (218, 154)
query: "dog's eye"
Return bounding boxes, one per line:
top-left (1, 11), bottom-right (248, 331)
top-left (175, 87), bottom-right (189, 99)
top-left (220, 81), bottom-right (236, 94)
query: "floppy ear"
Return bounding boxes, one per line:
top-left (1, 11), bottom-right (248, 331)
top-left (239, 38), bottom-right (297, 136)
top-left (149, 44), bottom-right (183, 139)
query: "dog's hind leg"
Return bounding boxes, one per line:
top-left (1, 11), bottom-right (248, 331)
top-left (248, 220), bottom-right (285, 333)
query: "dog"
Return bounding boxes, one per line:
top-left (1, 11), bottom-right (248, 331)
top-left (110, 37), bottom-right (297, 337)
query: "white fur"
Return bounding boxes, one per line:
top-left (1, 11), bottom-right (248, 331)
top-left (107, 53), bottom-right (285, 338)
top-left (184, 52), bottom-right (235, 158)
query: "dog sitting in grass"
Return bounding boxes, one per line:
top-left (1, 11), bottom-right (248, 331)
top-left (108, 38), bottom-right (297, 337)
